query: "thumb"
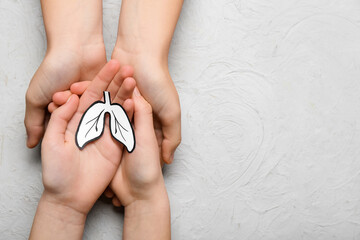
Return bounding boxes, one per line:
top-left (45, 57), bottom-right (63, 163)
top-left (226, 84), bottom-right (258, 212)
top-left (161, 116), bottom-right (181, 164)
top-left (158, 93), bottom-right (181, 164)
top-left (44, 94), bottom-right (79, 146)
top-left (25, 92), bottom-right (47, 148)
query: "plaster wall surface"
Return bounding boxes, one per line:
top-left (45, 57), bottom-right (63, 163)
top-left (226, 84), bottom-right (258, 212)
top-left (1, 0), bottom-right (360, 239)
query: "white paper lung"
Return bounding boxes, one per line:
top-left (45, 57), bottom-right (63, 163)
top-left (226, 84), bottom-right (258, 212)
top-left (75, 91), bottom-right (135, 152)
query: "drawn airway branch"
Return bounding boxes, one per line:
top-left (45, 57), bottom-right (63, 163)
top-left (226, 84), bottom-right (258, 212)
top-left (75, 91), bottom-right (135, 153)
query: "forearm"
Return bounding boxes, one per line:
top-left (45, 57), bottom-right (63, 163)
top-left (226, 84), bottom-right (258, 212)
top-left (29, 192), bottom-right (86, 240)
top-left (114, 0), bottom-right (183, 63)
top-left (41, 0), bottom-right (104, 51)
top-left (123, 187), bottom-right (171, 240)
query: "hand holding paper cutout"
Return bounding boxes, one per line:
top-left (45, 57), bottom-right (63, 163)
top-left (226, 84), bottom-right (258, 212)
top-left (108, 88), bottom-right (170, 239)
top-left (38, 60), bottom-right (135, 215)
top-left (42, 70), bottom-right (170, 239)
top-left (109, 88), bottom-right (165, 206)
top-left (76, 91), bottom-right (135, 152)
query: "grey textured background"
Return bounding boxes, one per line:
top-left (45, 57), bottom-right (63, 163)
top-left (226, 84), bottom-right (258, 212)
top-left (1, 0), bottom-right (360, 239)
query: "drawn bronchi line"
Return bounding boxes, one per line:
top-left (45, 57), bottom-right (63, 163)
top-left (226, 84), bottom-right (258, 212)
top-left (75, 91), bottom-right (135, 153)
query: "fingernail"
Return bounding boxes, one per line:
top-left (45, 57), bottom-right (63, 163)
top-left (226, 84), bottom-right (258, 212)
top-left (133, 87), bottom-right (140, 97)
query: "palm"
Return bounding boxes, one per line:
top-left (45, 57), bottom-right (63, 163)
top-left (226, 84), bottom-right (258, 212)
top-left (41, 60), bottom-right (127, 213)
top-left (43, 98), bottom-right (124, 213)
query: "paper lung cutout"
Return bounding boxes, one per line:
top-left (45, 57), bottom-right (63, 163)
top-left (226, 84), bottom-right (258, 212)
top-left (75, 91), bottom-right (135, 152)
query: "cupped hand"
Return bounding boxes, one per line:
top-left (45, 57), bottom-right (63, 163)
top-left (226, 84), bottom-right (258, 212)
top-left (110, 87), bottom-right (166, 207)
top-left (41, 60), bottom-right (134, 214)
top-left (25, 44), bottom-right (106, 148)
top-left (50, 75), bottom-right (165, 208)
top-left (112, 50), bottom-right (181, 164)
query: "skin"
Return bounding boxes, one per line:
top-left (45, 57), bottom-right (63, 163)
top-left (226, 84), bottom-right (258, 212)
top-left (50, 79), bottom-right (165, 209)
top-left (46, 0), bottom-right (184, 205)
top-left (113, 87), bottom-right (170, 240)
top-left (112, 0), bottom-right (184, 164)
top-left (30, 60), bottom-right (170, 240)
top-left (25, 0), bottom-right (107, 148)
top-left (25, 0), bottom-right (183, 164)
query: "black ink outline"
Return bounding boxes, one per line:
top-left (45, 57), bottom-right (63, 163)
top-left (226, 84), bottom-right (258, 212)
top-left (85, 109), bottom-right (105, 138)
top-left (108, 102), bottom-right (136, 153)
top-left (111, 110), bottom-right (127, 141)
top-left (75, 91), bottom-right (136, 153)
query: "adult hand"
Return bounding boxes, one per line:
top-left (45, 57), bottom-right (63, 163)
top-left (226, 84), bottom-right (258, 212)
top-left (25, 45), bottom-right (106, 148)
top-left (111, 0), bottom-right (184, 164)
top-left (25, 0), bottom-right (107, 148)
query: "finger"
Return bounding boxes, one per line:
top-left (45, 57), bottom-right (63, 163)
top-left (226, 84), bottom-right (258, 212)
top-left (52, 90), bottom-right (72, 106)
top-left (79, 60), bottom-right (120, 112)
top-left (48, 102), bottom-right (59, 113)
top-left (112, 196), bottom-right (122, 207)
top-left (158, 94), bottom-right (181, 164)
top-left (161, 124), bottom-right (181, 164)
top-left (44, 111), bottom-right (50, 131)
top-left (133, 87), bottom-right (154, 133)
top-left (113, 77), bottom-right (136, 105)
top-left (70, 81), bottom-right (91, 95)
top-left (104, 187), bottom-right (115, 198)
top-left (45, 94), bottom-right (79, 145)
top-left (25, 97), bottom-right (46, 148)
top-left (25, 68), bottom-right (53, 148)
top-left (107, 65), bottom-right (134, 101)
top-left (123, 98), bottom-right (134, 121)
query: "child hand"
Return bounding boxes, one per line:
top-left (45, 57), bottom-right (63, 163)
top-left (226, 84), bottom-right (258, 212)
top-left (111, 88), bottom-right (170, 239)
top-left (46, 75), bottom-right (170, 240)
top-left (40, 60), bottom-right (134, 215)
top-left (49, 83), bottom-right (165, 207)
top-left (110, 87), bottom-right (166, 207)
top-left (53, 84), bottom-right (167, 208)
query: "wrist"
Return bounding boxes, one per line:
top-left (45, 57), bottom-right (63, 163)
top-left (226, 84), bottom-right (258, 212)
top-left (39, 40), bottom-right (106, 84)
top-left (29, 192), bottom-right (86, 239)
top-left (39, 191), bottom-right (87, 223)
top-left (41, 0), bottom-right (104, 53)
top-left (111, 46), bottom-right (171, 90)
top-left (124, 183), bottom-right (169, 212)
top-left (114, 0), bottom-right (182, 65)
top-left (123, 189), bottom-right (171, 239)
top-left (125, 196), bottom-right (170, 219)
top-left (46, 36), bottom-right (105, 58)
top-left (112, 39), bottom-right (169, 68)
